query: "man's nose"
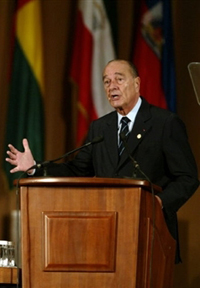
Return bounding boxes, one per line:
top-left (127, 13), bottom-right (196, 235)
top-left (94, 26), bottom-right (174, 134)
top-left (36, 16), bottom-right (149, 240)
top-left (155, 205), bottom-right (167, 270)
top-left (109, 79), bottom-right (118, 90)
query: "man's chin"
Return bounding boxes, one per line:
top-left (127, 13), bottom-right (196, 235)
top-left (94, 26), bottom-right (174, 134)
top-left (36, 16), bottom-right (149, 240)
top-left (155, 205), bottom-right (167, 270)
top-left (112, 105), bottom-right (124, 113)
top-left (110, 101), bottom-right (122, 109)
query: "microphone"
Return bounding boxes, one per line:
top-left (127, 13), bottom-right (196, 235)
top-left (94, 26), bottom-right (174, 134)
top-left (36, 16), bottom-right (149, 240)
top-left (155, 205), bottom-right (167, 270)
top-left (120, 132), bottom-right (150, 181)
top-left (26, 135), bottom-right (104, 173)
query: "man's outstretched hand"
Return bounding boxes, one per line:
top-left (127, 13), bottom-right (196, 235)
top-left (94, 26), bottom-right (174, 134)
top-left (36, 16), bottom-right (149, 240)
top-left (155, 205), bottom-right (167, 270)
top-left (5, 138), bottom-right (35, 173)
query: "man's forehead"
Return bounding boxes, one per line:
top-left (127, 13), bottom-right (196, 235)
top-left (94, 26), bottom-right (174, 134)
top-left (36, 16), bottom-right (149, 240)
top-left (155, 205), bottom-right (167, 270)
top-left (103, 62), bottom-right (130, 77)
top-left (105, 61), bottom-right (128, 70)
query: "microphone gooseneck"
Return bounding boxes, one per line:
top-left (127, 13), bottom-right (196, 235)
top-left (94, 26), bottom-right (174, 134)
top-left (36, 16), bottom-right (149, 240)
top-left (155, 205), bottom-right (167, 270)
top-left (26, 135), bottom-right (104, 173)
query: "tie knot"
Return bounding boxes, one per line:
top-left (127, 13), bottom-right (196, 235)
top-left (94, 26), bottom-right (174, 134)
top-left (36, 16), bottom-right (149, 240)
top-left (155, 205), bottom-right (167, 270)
top-left (121, 117), bottom-right (130, 126)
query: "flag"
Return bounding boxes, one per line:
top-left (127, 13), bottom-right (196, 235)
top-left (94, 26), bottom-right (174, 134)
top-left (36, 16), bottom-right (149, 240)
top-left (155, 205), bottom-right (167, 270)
top-left (3, 0), bottom-right (44, 189)
top-left (70, 0), bottom-right (118, 146)
top-left (132, 0), bottom-right (176, 112)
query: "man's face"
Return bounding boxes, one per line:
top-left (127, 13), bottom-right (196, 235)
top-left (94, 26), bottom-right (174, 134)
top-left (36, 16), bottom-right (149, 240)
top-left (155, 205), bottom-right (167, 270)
top-left (102, 61), bottom-right (140, 114)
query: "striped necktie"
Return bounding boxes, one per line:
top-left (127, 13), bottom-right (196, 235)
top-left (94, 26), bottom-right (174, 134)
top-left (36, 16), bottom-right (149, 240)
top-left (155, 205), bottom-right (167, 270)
top-left (118, 117), bottom-right (130, 156)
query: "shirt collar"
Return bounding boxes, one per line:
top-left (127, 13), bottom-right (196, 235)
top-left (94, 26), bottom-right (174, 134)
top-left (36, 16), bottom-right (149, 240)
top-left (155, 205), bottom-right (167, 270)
top-left (117, 97), bottom-right (142, 129)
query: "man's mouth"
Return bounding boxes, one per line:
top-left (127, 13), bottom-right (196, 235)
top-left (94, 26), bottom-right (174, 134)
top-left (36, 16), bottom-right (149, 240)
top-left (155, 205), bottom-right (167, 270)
top-left (111, 94), bottom-right (120, 99)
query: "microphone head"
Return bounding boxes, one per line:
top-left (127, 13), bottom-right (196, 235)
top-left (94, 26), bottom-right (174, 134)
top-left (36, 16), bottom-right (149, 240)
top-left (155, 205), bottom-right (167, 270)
top-left (91, 135), bottom-right (104, 144)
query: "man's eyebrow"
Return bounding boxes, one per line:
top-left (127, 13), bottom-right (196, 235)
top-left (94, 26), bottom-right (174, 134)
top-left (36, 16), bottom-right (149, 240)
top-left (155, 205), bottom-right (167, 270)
top-left (102, 72), bottom-right (124, 81)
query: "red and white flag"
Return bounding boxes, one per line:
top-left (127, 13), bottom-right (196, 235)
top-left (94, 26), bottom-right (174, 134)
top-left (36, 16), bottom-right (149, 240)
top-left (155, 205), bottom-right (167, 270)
top-left (70, 0), bottom-right (117, 145)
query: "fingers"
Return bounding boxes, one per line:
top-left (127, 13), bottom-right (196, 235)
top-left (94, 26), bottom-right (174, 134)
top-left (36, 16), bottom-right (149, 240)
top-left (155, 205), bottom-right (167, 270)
top-left (5, 155), bottom-right (16, 165)
top-left (6, 150), bottom-right (16, 160)
top-left (6, 145), bottom-right (18, 163)
top-left (5, 152), bottom-right (18, 168)
top-left (7, 144), bottom-right (18, 154)
top-left (5, 143), bottom-right (19, 167)
top-left (5, 154), bottom-right (19, 173)
top-left (22, 138), bottom-right (30, 152)
top-left (10, 166), bottom-right (20, 174)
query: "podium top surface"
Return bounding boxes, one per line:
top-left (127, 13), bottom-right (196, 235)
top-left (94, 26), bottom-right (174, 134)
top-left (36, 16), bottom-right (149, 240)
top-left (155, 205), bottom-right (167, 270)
top-left (16, 177), bottom-right (161, 192)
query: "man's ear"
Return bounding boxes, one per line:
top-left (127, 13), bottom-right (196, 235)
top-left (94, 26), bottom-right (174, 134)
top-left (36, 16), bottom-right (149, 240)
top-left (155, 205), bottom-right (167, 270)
top-left (134, 77), bottom-right (141, 93)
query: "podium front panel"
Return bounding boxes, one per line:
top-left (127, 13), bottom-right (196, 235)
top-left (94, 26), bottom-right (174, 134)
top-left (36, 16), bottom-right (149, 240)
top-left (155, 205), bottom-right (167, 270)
top-left (42, 211), bottom-right (117, 272)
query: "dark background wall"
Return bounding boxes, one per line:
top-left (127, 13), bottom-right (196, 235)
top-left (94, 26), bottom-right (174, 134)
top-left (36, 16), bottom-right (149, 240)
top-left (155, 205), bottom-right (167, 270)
top-left (0, 1), bottom-right (199, 287)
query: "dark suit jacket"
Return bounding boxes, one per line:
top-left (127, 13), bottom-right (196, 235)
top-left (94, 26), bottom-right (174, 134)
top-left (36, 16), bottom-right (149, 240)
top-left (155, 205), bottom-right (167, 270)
top-left (38, 97), bottom-right (199, 263)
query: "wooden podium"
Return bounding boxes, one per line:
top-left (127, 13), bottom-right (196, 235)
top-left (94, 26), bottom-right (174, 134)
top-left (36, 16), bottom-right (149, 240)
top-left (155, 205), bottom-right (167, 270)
top-left (18, 177), bottom-right (176, 288)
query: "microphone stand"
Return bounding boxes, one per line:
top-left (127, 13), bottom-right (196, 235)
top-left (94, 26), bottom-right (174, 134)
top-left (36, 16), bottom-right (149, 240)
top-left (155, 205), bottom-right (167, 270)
top-left (120, 132), bottom-right (156, 287)
top-left (26, 135), bottom-right (104, 176)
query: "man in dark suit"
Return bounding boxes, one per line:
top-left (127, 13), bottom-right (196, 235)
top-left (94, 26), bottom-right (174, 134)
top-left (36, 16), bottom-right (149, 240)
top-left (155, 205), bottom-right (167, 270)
top-left (6, 59), bottom-right (199, 263)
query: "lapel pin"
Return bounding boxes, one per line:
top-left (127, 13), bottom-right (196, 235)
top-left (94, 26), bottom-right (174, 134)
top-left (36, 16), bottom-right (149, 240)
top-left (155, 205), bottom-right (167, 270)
top-left (137, 134), bottom-right (142, 139)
